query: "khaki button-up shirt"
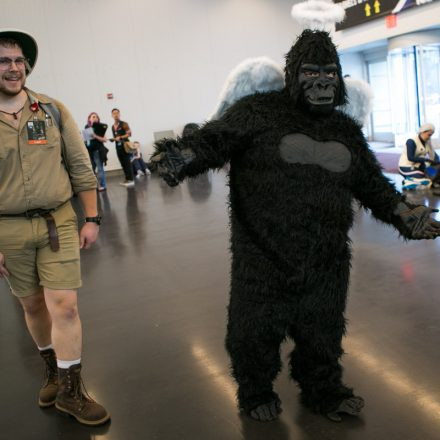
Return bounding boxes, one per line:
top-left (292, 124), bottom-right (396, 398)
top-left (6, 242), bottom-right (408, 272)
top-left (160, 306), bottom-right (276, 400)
top-left (0, 89), bottom-right (97, 214)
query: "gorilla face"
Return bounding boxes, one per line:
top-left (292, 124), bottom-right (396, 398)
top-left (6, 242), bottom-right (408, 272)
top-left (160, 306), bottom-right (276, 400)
top-left (284, 30), bottom-right (347, 113)
top-left (298, 63), bottom-right (339, 115)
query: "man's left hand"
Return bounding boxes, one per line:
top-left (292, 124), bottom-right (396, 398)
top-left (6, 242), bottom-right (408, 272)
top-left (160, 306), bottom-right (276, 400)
top-left (79, 222), bottom-right (99, 249)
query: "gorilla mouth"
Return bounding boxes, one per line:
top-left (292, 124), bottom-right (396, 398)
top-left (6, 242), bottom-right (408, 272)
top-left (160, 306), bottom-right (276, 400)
top-left (306, 95), bottom-right (334, 105)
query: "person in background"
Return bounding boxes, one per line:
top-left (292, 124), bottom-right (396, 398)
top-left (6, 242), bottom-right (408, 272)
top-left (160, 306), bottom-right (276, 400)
top-left (110, 108), bottom-right (134, 187)
top-left (399, 123), bottom-right (438, 191)
top-left (0, 29), bottom-right (109, 425)
top-left (131, 141), bottom-right (150, 178)
top-left (82, 112), bottom-right (108, 191)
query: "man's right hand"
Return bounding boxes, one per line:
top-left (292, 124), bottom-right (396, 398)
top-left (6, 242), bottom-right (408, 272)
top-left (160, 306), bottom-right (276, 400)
top-left (0, 252), bottom-right (9, 277)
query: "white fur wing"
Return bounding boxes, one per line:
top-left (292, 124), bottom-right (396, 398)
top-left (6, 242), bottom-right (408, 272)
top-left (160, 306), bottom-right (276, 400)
top-left (338, 77), bottom-right (374, 126)
top-left (209, 57), bottom-right (285, 120)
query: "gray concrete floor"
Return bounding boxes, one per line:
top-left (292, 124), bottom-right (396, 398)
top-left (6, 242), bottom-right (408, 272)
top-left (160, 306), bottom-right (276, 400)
top-left (1, 170), bottom-right (440, 440)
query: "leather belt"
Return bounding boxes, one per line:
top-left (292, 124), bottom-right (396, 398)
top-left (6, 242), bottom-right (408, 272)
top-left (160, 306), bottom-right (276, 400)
top-left (0, 208), bottom-right (60, 252)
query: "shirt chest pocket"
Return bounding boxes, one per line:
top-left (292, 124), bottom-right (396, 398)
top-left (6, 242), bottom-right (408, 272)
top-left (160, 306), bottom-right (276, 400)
top-left (24, 122), bottom-right (60, 150)
top-left (22, 124), bottom-right (61, 163)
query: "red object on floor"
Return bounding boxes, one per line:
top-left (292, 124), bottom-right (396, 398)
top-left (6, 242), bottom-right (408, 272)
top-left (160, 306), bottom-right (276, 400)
top-left (402, 261), bottom-right (414, 283)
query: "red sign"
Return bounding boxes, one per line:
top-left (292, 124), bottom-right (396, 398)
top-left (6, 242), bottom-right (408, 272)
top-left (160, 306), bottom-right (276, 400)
top-left (386, 13), bottom-right (397, 28)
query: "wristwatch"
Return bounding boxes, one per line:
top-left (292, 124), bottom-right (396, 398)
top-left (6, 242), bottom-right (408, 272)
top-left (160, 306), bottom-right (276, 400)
top-left (85, 215), bottom-right (102, 226)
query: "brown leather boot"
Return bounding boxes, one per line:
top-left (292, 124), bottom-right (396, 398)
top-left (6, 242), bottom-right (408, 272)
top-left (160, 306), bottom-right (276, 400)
top-left (55, 364), bottom-right (110, 426)
top-left (38, 348), bottom-right (58, 408)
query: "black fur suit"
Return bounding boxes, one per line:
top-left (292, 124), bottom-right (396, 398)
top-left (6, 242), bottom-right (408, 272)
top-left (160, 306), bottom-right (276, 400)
top-left (153, 30), bottom-right (440, 422)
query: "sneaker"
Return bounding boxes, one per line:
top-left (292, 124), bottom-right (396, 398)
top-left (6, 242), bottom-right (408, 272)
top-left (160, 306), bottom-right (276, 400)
top-left (402, 179), bottom-right (418, 191)
top-left (416, 178), bottom-right (431, 186)
top-left (119, 180), bottom-right (135, 187)
top-left (98, 187), bottom-right (106, 192)
top-left (402, 176), bottom-right (430, 185)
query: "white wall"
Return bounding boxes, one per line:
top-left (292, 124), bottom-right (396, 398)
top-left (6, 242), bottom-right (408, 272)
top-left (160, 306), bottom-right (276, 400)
top-left (1, 0), bottom-right (300, 170)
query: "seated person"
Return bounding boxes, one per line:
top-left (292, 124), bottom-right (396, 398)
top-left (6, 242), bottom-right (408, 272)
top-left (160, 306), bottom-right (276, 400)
top-left (398, 123), bottom-right (437, 190)
top-left (131, 141), bottom-right (151, 177)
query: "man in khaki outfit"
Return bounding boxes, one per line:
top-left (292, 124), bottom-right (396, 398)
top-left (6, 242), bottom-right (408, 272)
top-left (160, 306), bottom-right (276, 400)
top-left (0, 29), bottom-right (109, 426)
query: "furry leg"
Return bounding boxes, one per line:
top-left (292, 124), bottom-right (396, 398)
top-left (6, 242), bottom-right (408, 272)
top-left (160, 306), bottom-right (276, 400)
top-left (225, 296), bottom-right (286, 422)
top-left (290, 345), bottom-right (357, 416)
top-left (289, 271), bottom-right (363, 421)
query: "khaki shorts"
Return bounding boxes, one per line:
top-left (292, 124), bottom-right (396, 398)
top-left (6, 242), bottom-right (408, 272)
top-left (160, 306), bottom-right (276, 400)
top-left (0, 201), bottom-right (81, 297)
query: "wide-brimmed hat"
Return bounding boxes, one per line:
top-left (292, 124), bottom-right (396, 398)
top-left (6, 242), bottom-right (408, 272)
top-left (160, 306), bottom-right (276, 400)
top-left (0, 29), bottom-right (38, 75)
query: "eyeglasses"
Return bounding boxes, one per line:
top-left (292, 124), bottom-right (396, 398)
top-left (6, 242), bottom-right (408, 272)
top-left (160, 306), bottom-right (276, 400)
top-left (0, 57), bottom-right (30, 70)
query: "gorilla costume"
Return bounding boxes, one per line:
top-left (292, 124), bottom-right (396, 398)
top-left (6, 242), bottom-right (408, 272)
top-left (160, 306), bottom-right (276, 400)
top-left (152, 30), bottom-right (440, 422)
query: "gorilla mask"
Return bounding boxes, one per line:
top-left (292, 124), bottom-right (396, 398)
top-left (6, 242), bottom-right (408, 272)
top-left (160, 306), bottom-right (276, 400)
top-left (298, 63), bottom-right (339, 115)
top-left (285, 30), bottom-right (347, 115)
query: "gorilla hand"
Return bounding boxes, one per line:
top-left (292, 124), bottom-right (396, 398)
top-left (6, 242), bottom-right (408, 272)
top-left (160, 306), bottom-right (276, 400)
top-left (151, 139), bottom-right (195, 187)
top-left (394, 201), bottom-right (440, 239)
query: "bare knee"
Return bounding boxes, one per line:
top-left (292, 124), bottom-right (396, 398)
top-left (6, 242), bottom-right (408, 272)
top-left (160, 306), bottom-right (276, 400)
top-left (19, 290), bottom-right (46, 316)
top-left (50, 298), bottom-right (79, 322)
top-left (45, 290), bottom-right (79, 323)
top-left (58, 303), bottom-right (79, 322)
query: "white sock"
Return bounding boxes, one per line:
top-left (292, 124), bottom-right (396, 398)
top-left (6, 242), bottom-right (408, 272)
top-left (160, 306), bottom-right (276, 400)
top-left (38, 344), bottom-right (53, 351)
top-left (57, 358), bottom-right (81, 369)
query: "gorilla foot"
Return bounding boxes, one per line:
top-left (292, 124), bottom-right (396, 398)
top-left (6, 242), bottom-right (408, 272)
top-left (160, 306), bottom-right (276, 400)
top-left (326, 396), bottom-right (364, 422)
top-left (247, 398), bottom-right (282, 422)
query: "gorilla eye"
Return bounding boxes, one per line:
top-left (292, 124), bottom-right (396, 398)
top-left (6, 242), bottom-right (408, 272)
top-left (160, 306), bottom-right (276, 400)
top-left (326, 71), bottom-right (337, 78)
top-left (304, 70), bottom-right (319, 78)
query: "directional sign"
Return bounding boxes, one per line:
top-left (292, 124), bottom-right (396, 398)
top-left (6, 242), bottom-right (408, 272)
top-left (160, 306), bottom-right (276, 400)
top-left (335, 0), bottom-right (439, 31)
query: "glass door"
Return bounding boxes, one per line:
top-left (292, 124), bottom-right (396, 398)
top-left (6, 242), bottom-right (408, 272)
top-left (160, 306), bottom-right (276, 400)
top-left (417, 43), bottom-right (440, 147)
top-left (367, 59), bottom-right (394, 142)
top-left (387, 47), bottom-right (419, 146)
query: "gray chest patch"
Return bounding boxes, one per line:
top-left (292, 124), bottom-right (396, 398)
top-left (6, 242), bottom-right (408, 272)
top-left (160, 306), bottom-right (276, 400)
top-left (279, 133), bottom-right (351, 172)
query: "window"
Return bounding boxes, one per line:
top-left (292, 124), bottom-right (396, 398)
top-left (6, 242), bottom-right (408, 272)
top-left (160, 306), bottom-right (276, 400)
top-left (387, 47), bottom-right (419, 145)
top-left (367, 59), bottom-right (393, 141)
top-left (417, 44), bottom-right (440, 146)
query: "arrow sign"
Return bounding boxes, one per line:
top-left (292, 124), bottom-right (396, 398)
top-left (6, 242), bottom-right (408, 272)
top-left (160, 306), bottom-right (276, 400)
top-left (365, 3), bottom-right (372, 16)
top-left (374, 0), bottom-right (381, 13)
top-left (335, 0), bottom-right (438, 31)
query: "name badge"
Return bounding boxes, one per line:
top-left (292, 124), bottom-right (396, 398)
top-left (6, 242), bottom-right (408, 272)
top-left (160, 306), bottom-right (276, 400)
top-left (27, 120), bottom-right (47, 145)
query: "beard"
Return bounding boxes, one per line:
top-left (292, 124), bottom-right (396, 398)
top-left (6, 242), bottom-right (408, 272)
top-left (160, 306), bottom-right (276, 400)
top-left (0, 73), bottom-right (26, 96)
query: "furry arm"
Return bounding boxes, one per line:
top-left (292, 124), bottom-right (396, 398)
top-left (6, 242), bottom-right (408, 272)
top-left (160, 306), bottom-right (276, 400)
top-left (151, 99), bottom-right (254, 186)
